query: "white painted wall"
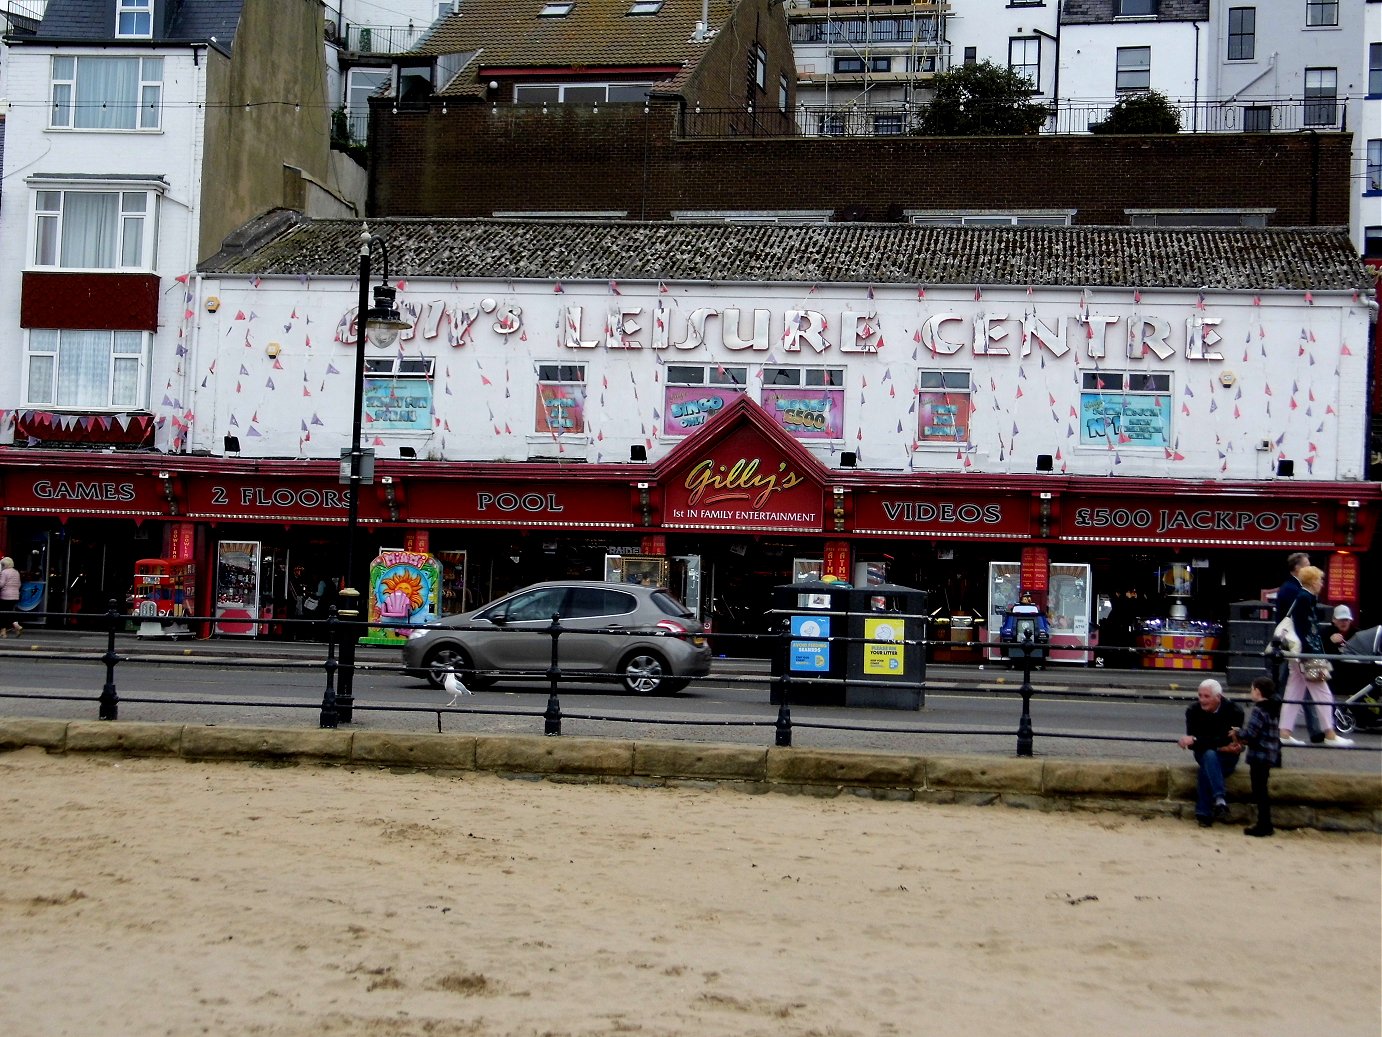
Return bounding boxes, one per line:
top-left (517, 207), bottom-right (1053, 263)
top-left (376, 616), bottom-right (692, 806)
top-left (0, 45), bottom-right (208, 449)
top-left (1059, 19), bottom-right (1209, 104)
top-left (191, 274), bottom-right (1373, 485)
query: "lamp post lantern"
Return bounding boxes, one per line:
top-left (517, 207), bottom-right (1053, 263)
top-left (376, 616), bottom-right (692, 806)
top-left (322, 223), bottom-right (410, 728)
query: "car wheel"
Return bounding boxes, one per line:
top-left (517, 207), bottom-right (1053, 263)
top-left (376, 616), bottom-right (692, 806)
top-left (619, 650), bottom-right (671, 695)
top-left (423, 645), bottom-right (495, 689)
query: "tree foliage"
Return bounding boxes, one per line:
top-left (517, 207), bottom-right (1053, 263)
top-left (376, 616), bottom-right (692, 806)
top-left (916, 61), bottom-right (1049, 137)
top-left (1088, 90), bottom-right (1182, 134)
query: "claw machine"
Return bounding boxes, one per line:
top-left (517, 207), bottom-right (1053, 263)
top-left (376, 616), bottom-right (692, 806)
top-left (214, 540), bottom-right (263, 637)
top-left (985, 562), bottom-right (1023, 660)
top-left (1047, 563), bottom-right (1095, 664)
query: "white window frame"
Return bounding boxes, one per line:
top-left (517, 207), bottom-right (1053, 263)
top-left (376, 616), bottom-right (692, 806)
top-left (906, 210), bottom-right (1074, 226)
top-left (345, 67), bottom-right (389, 142)
top-left (1227, 7), bottom-right (1255, 61)
top-left (535, 363), bottom-right (587, 437)
top-left (1078, 371), bottom-right (1172, 448)
top-left (512, 82), bottom-right (651, 104)
top-left (1008, 36), bottom-right (1039, 88)
top-left (1304, 1), bottom-right (1337, 27)
top-left (115, 0), bottom-right (152, 38)
top-left (1116, 0), bottom-right (1156, 15)
top-left (29, 178), bottom-right (162, 271)
top-left (628, 0), bottom-right (662, 13)
top-left (1116, 47), bottom-right (1151, 91)
top-left (1303, 66), bottom-right (1337, 126)
top-left (363, 355), bottom-right (435, 377)
top-left (23, 329), bottom-right (150, 411)
top-left (915, 369), bottom-right (974, 446)
top-left (539, 2), bottom-right (574, 16)
top-left (670, 210), bottom-right (833, 225)
top-left (1367, 140), bottom-right (1382, 193)
top-left (50, 54), bottom-right (163, 131)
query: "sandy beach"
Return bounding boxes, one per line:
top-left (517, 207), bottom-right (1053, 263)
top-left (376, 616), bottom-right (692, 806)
top-left (0, 746), bottom-right (1377, 1036)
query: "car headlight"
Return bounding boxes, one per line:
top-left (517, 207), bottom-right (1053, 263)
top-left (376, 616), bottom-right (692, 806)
top-left (407, 628), bottom-right (432, 640)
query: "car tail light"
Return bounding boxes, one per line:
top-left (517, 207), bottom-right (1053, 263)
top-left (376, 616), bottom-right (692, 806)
top-left (656, 619), bottom-right (688, 635)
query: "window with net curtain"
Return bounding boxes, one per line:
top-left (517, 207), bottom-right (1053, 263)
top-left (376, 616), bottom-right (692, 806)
top-left (50, 55), bottom-right (162, 130)
top-left (25, 330), bottom-right (146, 409)
top-left (34, 189), bottom-right (149, 269)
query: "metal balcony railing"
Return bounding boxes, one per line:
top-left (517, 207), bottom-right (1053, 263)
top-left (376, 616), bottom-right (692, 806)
top-left (339, 21), bottom-right (428, 54)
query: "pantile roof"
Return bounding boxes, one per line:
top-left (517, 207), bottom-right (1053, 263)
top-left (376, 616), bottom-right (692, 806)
top-left (202, 214), bottom-right (1370, 293)
top-left (414, 0), bottom-right (728, 95)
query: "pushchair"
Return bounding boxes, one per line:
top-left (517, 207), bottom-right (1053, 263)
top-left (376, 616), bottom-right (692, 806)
top-left (1333, 624), bottom-right (1382, 735)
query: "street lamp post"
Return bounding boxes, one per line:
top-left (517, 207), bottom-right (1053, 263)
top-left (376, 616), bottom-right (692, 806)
top-left (323, 223), bottom-right (409, 728)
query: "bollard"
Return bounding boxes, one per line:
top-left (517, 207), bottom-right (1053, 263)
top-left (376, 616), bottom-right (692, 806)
top-left (319, 611), bottom-right (339, 729)
top-left (773, 629), bottom-right (792, 747)
top-left (543, 612), bottom-right (562, 736)
top-left (1015, 640), bottom-right (1036, 757)
top-left (98, 598), bottom-right (120, 721)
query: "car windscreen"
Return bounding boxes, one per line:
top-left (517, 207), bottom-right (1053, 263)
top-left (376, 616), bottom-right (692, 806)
top-left (650, 590), bottom-right (693, 618)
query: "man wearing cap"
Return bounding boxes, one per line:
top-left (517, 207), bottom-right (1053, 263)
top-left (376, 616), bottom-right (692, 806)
top-left (1325, 602), bottom-right (1361, 693)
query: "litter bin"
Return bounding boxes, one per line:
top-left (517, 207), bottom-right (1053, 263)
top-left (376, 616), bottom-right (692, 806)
top-left (768, 580), bottom-right (851, 705)
top-left (1225, 600), bottom-right (1274, 693)
top-left (844, 585), bottom-right (927, 709)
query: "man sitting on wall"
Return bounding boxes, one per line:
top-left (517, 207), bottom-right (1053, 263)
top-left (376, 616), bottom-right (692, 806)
top-left (1177, 678), bottom-right (1245, 828)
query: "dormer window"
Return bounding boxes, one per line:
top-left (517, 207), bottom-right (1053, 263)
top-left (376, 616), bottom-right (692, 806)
top-left (116, 0), bottom-right (152, 38)
top-left (539, 2), bottom-right (574, 16)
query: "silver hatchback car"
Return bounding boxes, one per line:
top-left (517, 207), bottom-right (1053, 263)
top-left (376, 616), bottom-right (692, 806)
top-left (402, 580), bottom-right (712, 695)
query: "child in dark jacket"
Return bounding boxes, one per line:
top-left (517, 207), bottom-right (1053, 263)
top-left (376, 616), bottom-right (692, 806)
top-left (1238, 675), bottom-right (1282, 837)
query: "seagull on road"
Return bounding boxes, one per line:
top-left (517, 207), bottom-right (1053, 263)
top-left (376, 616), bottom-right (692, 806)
top-left (443, 670), bottom-right (472, 706)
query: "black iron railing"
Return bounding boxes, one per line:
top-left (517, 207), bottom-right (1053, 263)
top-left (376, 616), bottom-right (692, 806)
top-left (2, 605), bottom-right (1376, 758)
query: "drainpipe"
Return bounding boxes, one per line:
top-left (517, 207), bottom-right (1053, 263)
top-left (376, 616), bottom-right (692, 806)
top-left (1192, 21), bottom-right (1200, 132)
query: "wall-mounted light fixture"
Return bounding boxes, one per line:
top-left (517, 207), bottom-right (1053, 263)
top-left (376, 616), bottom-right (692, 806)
top-left (399, 446), bottom-right (417, 459)
top-left (380, 475), bottom-right (400, 521)
top-left (840, 451), bottom-right (857, 469)
top-left (1276, 459), bottom-right (1295, 478)
top-left (630, 445), bottom-right (648, 462)
top-left (637, 481), bottom-right (652, 526)
top-left (158, 471), bottom-right (179, 516)
top-left (223, 435), bottom-right (241, 456)
top-left (1036, 454), bottom-right (1054, 472)
top-left (1343, 499), bottom-right (1361, 546)
top-left (832, 486), bottom-right (846, 532)
top-left (1038, 490), bottom-right (1054, 537)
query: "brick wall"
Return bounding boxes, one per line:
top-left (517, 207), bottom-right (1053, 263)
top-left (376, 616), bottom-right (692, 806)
top-left (370, 103), bottom-right (1353, 227)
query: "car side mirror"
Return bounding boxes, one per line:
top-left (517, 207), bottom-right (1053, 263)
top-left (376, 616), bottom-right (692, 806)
top-left (489, 610), bottom-right (507, 625)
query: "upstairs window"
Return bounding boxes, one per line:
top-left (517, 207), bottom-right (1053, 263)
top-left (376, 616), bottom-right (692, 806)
top-left (1116, 46), bottom-right (1151, 91)
top-left (1370, 43), bottom-right (1381, 96)
top-left (1009, 36), bottom-right (1039, 88)
top-left (24, 329), bottom-right (149, 410)
top-left (1116, 0), bottom-right (1156, 14)
top-left (663, 365), bottom-right (746, 437)
top-left (1303, 67), bottom-right (1337, 126)
top-left (628, 0), bottom-right (662, 12)
top-left (116, 0), bottom-right (152, 37)
top-left (1366, 140), bottom-right (1381, 193)
top-left (754, 45), bottom-right (768, 90)
top-left (1227, 8), bottom-right (1255, 61)
top-left (536, 363), bottom-right (586, 435)
top-left (539, 2), bottom-right (574, 16)
top-left (761, 367), bottom-right (845, 441)
top-left (51, 55), bottom-right (163, 130)
top-left (33, 187), bottom-right (156, 270)
top-left (1079, 372), bottom-right (1171, 448)
top-left (1305, 1), bottom-right (1337, 27)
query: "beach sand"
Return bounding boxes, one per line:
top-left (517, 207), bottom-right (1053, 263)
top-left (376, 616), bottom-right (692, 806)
top-left (0, 747), bottom-right (1377, 1036)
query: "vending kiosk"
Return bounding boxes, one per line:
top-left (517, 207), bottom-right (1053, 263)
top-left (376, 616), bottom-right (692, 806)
top-left (131, 558), bottom-right (195, 638)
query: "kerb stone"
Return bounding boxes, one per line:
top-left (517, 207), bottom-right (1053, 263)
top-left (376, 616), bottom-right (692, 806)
top-left (180, 725), bottom-right (352, 761)
top-left (634, 742), bottom-right (767, 781)
top-left (475, 735), bottom-right (633, 776)
top-left (352, 731), bottom-right (477, 769)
